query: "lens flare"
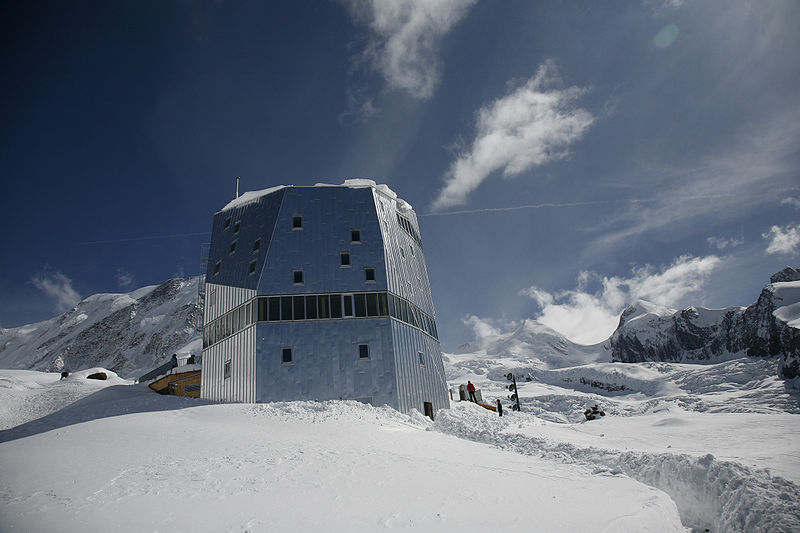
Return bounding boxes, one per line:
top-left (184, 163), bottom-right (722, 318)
top-left (654, 24), bottom-right (680, 48)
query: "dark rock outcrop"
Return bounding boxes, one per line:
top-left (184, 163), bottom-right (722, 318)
top-left (609, 269), bottom-right (800, 385)
top-left (770, 266), bottom-right (800, 283)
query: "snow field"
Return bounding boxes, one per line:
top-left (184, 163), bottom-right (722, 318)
top-left (0, 375), bottom-right (684, 533)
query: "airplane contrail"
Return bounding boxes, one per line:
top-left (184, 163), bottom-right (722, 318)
top-left (419, 200), bottom-right (642, 217)
top-left (419, 194), bottom-right (730, 217)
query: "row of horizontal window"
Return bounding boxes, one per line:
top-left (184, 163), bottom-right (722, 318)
top-left (203, 291), bottom-right (438, 348)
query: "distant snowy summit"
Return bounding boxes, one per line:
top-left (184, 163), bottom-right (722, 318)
top-left (609, 267), bottom-right (800, 384)
top-left (451, 318), bottom-right (608, 374)
top-left (0, 278), bottom-right (202, 378)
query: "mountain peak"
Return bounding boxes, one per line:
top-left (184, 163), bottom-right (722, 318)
top-left (770, 266), bottom-right (800, 284)
top-left (618, 300), bottom-right (675, 328)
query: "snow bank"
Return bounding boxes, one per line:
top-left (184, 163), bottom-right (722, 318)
top-left (0, 368), bottom-right (128, 430)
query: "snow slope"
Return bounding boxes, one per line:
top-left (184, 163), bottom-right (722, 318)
top-left (0, 372), bottom-right (683, 533)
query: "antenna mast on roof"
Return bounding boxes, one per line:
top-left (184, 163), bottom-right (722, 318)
top-left (235, 176), bottom-right (240, 199)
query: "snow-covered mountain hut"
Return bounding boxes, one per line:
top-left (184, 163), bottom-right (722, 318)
top-left (200, 180), bottom-right (449, 418)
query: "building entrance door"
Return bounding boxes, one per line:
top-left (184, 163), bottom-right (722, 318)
top-left (423, 401), bottom-right (434, 421)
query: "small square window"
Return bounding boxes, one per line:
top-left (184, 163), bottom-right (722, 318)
top-left (358, 344), bottom-right (370, 360)
top-left (340, 252), bottom-right (351, 267)
top-left (293, 270), bottom-right (304, 285)
top-left (224, 360), bottom-right (231, 378)
top-left (365, 267), bottom-right (376, 282)
top-left (214, 261), bottom-right (221, 275)
top-left (292, 215), bottom-right (303, 229)
top-left (418, 351), bottom-right (425, 366)
top-left (248, 260), bottom-right (257, 275)
top-left (233, 221), bottom-right (241, 234)
top-left (229, 240), bottom-right (237, 254)
top-left (282, 347), bottom-right (293, 364)
top-left (252, 238), bottom-right (261, 252)
top-left (351, 229), bottom-right (361, 243)
top-left (224, 217), bottom-right (231, 229)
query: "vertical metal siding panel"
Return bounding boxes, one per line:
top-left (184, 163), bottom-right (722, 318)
top-left (201, 324), bottom-right (257, 403)
top-left (204, 282), bottom-right (255, 322)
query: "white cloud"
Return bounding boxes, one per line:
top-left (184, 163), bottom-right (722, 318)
top-left (780, 197), bottom-right (800, 210)
top-left (763, 223), bottom-right (800, 255)
top-left (461, 315), bottom-right (519, 348)
top-left (432, 61), bottom-right (594, 210)
top-left (462, 315), bottom-right (503, 339)
top-left (31, 270), bottom-right (81, 314)
top-left (706, 236), bottom-right (744, 251)
top-left (116, 268), bottom-right (134, 289)
top-left (518, 286), bottom-right (554, 308)
top-left (519, 255), bottom-right (721, 345)
top-left (343, 0), bottom-right (477, 99)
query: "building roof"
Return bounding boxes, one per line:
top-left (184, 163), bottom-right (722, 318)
top-left (219, 179), bottom-right (413, 214)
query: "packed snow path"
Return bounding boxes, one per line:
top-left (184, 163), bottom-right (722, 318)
top-left (445, 352), bottom-right (800, 532)
top-left (435, 403), bottom-right (800, 533)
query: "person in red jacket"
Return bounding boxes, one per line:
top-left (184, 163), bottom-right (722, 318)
top-left (467, 381), bottom-right (477, 402)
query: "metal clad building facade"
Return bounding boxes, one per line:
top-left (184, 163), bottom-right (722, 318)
top-left (200, 182), bottom-right (449, 416)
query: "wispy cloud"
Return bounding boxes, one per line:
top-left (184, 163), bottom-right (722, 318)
top-left (707, 236), bottom-right (744, 251)
top-left (461, 315), bottom-right (520, 349)
top-left (340, 86), bottom-right (381, 123)
top-left (781, 197), bottom-right (800, 210)
top-left (116, 268), bottom-right (134, 290)
top-left (763, 223), bottom-right (800, 255)
top-left (587, 112), bottom-right (800, 257)
top-left (432, 61), bottom-right (594, 210)
top-left (342, 0), bottom-right (477, 100)
top-left (519, 255), bottom-right (721, 344)
top-left (31, 270), bottom-right (81, 314)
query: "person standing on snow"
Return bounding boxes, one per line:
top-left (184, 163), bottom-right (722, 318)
top-left (467, 381), bottom-right (477, 402)
top-left (496, 399), bottom-right (503, 417)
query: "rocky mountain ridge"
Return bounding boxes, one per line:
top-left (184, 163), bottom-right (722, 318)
top-left (0, 278), bottom-right (202, 378)
top-left (608, 267), bottom-right (800, 382)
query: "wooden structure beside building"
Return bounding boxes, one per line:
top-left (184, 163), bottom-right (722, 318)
top-left (148, 369), bottom-right (202, 398)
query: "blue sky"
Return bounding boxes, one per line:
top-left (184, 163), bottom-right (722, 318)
top-left (1, 0), bottom-right (798, 350)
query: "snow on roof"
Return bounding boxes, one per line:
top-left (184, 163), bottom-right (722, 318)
top-left (219, 179), bottom-right (413, 213)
